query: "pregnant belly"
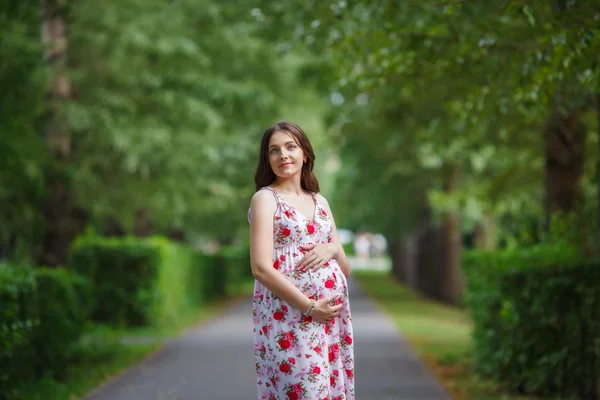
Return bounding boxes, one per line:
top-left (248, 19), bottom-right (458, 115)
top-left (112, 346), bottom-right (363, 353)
top-left (288, 259), bottom-right (348, 301)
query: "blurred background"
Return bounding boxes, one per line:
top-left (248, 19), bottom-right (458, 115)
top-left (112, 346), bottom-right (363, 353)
top-left (2, 1), bottom-right (600, 399)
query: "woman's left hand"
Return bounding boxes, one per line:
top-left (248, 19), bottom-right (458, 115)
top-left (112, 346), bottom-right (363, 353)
top-left (297, 243), bottom-right (337, 272)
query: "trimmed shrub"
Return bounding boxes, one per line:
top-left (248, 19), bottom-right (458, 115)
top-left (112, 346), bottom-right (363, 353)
top-left (32, 268), bottom-right (89, 378)
top-left (463, 245), bottom-right (599, 398)
top-left (68, 236), bottom-right (253, 328)
top-left (0, 265), bottom-right (88, 397)
top-left (0, 238), bottom-right (252, 397)
top-left (500, 263), bottom-right (600, 398)
top-left (150, 238), bottom-right (224, 326)
top-left (219, 245), bottom-right (252, 294)
top-left (68, 236), bottom-right (161, 327)
top-left (0, 266), bottom-right (37, 396)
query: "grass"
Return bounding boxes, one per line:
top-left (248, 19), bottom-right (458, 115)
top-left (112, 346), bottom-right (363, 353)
top-left (18, 342), bottom-right (155, 400)
top-left (17, 280), bottom-right (255, 400)
top-left (353, 270), bottom-right (542, 400)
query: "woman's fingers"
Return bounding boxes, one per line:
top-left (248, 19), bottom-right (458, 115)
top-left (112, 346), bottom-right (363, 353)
top-left (312, 303), bottom-right (343, 324)
top-left (321, 312), bottom-right (341, 323)
top-left (303, 257), bottom-right (318, 271)
top-left (298, 253), bottom-right (316, 269)
top-left (303, 260), bottom-right (318, 272)
top-left (299, 243), bottom-right (316, 251)
top-left (320, 306), bottom-right (342, 321)
top-left (303, 255), bottom-right (325, 271)
top-left (329, 303), bottom-right (343, 318)
top-left (309, 261), bottom-right (323, 271)
top-left (308, 258), bottom-right (324, 271)
top-left (328, 294), bottom-right (343, 306)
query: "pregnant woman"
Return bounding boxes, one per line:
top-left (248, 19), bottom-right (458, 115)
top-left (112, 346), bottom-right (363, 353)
top-left (248, 121), bottom-right (355, 400)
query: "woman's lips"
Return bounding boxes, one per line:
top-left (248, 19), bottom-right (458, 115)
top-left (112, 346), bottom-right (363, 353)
top-left (281, 163), bottom-right (293, 167)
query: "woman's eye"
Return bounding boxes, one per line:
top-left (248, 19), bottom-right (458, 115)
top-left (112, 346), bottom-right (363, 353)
top-left (288, 145), bottom-right (297, 150)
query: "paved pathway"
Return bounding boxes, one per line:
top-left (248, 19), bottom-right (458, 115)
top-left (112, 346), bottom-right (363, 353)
top-left (84, 278), bottom-right (451, 400)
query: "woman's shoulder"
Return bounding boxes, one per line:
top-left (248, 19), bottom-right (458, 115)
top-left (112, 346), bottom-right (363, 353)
top-left (315, 193), bottom-right (334, 213)
top-left (314, 192), bottom-right (330, 205)
top-left (251, 188), bottom-right (278, 209)
top-left (248, 188), bottom-right (278, 223)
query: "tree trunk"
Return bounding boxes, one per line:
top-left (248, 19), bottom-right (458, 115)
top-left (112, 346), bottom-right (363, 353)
top-left (389, 238), bottom-right (407, 283)
top-left (167, 229), bottom-right (186, 242)
top-left (133, 207), bottom-right (154, 237)
top-left (102, 216), bottom-right (127, 237)
top-left (439, 163), bottom-right (463, 305)
top-left (403, 234), bottom-right (418, 289)
top-left (218, 236), bottom-right (234, 246)
top-left (389, 235), bottom-right (418, 288)
top-left (543, 110), bottom-right (585, 229)
top-left (473, 213), bottom-right (497, 250)
top-left (416, 224), bottom-right (443, 300)
top-left (596, 95), bottom-right (600, 257)
top-left (39, 0), bottom-right (76, 266)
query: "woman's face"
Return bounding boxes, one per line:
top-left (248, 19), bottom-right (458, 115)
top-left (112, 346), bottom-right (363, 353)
top-left (268, 130), bottom-right (305, 179)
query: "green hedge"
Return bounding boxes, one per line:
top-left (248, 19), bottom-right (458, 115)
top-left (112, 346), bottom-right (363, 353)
top-left (68, 236), bottom-right (252, 328)
top-left (219, 245), bottom-right (252, 293)
top-left (32, 268), bottom-right (89, 377)
top-left (463, 245), bottom-right (599, 398)
top-left (151, 239), bottom-right (227, 326)
top-left (0, 265), bottom-right (88, 398)
top-left (68, 236), bottom-right (161, 327)
top-left (0, 237), bottom-right (252, 397)
top-left (0, 266), bottom-right (37, 396)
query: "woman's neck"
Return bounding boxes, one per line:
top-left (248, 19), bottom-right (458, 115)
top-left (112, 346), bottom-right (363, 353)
top-left (271, 178), bottom-right (304, 196)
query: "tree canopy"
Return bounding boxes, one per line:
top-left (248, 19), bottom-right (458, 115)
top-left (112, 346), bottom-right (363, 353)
top-left (2, 0), bottom-right (600, 263)
top-left (251, 0), bottom-right (600, 242)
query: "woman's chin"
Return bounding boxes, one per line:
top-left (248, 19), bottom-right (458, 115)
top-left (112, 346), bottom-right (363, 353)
top-left (276, 169), bottom-right (300, 178)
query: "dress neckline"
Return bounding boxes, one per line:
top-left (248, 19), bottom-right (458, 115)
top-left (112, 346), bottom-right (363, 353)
top-left (266, 186), bottom-right (318, 224)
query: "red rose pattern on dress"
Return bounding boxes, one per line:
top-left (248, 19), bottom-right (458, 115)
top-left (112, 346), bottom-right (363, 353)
top-left (249, 187), bottom-right (355, 400)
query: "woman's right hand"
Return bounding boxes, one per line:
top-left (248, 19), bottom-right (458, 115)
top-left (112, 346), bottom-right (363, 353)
top-left (311, 293), bottom-right (344, 324)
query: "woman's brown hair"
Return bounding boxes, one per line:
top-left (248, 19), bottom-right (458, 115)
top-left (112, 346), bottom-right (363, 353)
top-left (254, 121), bottom-right (320, 193)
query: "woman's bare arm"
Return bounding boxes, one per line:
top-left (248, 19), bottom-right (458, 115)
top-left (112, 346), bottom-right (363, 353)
top-left (249, 190), bottom-right (312, 312)
top-left (317, 194), bottom-right (351, 278)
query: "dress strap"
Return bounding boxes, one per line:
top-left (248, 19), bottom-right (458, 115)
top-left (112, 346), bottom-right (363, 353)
top-left (261, 186), bottom-right (282, 206)
top-left (248, 187), bottom-right (279, 223)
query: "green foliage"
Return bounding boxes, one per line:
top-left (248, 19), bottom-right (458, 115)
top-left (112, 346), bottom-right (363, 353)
top-left (330, 90), bottom-right (434, 236)
top-left (150, 238), bottom-right (236, 325)
top-left (68, 236), bottom-right (253, 328)
top-left (0, 266), bottom-right (37, 396)
top-left (65, 0), bottom-right (294, 238)
top-left (69, 236), bottom-right (161, 327)
top-left (0, 265), bottom-right (88, 398)
top-left (1, 0), bottom-right (336, 261)
top-left (253, 0), bottom-right (600, 240)
top-left (0, 2), bottom-right (47, 260)
top-left (218, 245), bottom-right (253, 294)
top-left (151, 239), bottom-right (206, 325)
top-left (495, 205), bottom-right (597, 253)
top-left (32, 268), bottom-right (90, 379)
top-left (0, 238), bottom-right (252, 399)
top-left (463, 246), bottom-right (599, 398)
top-left (342, 242), bottom-right (355, 257)
top-left (539, 209), bottom-right (597, 252)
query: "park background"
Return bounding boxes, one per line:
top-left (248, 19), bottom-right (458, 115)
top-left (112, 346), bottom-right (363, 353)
top-left (1, 1), bottom-right (600, 399)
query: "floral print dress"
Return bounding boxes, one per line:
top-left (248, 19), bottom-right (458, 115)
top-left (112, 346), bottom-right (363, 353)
top-left (249, 186), bottom-right (355, 400)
